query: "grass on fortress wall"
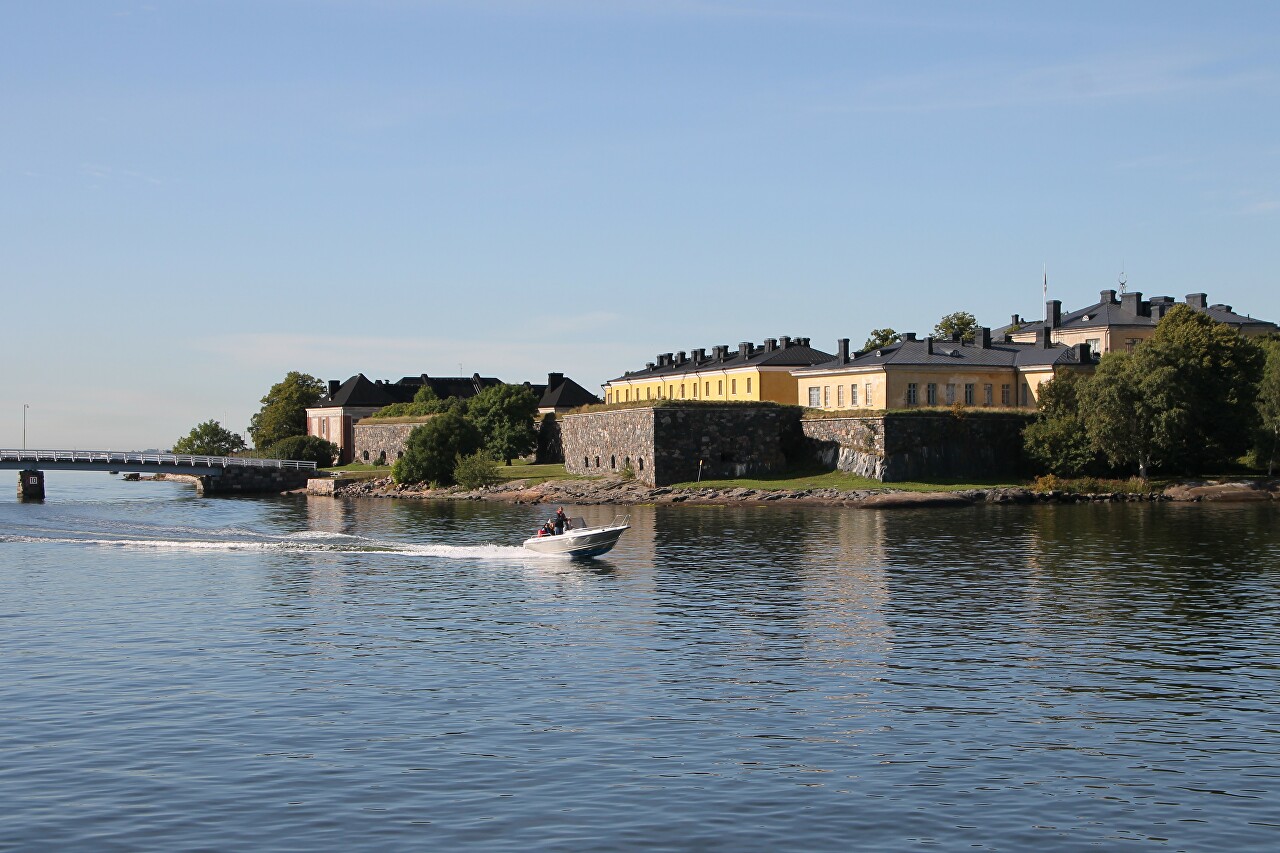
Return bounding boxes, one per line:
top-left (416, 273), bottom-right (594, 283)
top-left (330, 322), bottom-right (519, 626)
top-left (670, 468), bottom-right (1020, 492)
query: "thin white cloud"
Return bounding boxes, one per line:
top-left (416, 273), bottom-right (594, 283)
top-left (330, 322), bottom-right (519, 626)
top-left (80, 163), bottom-right (163, 185)
top-left (823, 52), bottom-right (1275, 114)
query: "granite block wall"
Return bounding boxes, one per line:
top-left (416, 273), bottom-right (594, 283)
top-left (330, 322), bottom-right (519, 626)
top-left (352, 421), bottom-right (427, 465)
top-left (560, 406), bottom-right (802, 486)
top-left (800, 414), bottom-right (1031, 482)
top-left (561, 408), bottom-right (657, 483)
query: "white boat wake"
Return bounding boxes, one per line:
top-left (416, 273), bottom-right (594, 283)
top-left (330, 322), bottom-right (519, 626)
top-left (0, 530), bottom-right (561, 561)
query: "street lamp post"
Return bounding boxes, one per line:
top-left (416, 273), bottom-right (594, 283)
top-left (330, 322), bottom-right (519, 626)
top-left (23, 403), bottom-right (30, 450)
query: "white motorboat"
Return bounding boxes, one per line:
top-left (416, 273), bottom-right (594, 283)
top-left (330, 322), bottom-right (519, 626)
top-left (522, 515), bottom-right (630, 558)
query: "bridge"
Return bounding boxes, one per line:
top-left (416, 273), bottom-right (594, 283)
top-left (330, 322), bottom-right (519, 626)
top-left (2, 449), bottom-right (319, 500)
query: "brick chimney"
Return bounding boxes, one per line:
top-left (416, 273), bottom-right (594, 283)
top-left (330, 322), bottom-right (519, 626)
top-left (547, 372), bottom-right (564, 388)
top-left (837, 338), bottom-right (850, 364)
top-left (1046, 299), bottom-right (1062, 329)
top-left (1186, 293), bottom-right (1208, 309)
top-left (1120, 291), bottom-right (1143, 315)
top-left (779, 336), bottom-right (792, 349)
top-left (764, 338), bottom-right (777, 352)
top-left (1100, 289), bottom-right (1117, 304)
top-left (925, 335), bottom-right (934, 355)
top-left (327, 379), bottom-right (340, 396)
top-left (1038, 325), bottom-right (1053, 348)
top-left (979, 327), bottom-right (991, 349)
top-left (738, 342), bottom-right (752, 360)
top-left (902, 332), bottom-right (917, 341)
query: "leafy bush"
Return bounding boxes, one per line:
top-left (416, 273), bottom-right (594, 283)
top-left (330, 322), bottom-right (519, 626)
top-left (266, 434), bottom-right (338, 466)
top-left (454, 451), bottom-right (501, 489)
top-left (618, 461), bottom-right (636, 481)
top-left (372, 396), bottom-right (463, 418)
top-left (393, 409), bottom-right (483, 486)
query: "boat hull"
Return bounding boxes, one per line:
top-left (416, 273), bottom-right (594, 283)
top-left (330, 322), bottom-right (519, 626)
top-left (522, 524), bottom-right (629, 558)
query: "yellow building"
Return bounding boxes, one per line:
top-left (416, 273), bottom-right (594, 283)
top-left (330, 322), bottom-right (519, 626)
top-left (793, 329), bottom-right (1094, 412)
top-left (604, 336), bottom-right (833, 405)
top-left (995, 291), bottom-right (1278, 354)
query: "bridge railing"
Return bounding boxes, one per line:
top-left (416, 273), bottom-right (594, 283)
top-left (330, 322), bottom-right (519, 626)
top-left (0, 449), bottom-right (318, 470)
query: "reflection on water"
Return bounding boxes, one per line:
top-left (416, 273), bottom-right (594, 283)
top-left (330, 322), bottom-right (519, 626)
top-left (1, 474), bottom-right (1278, 851)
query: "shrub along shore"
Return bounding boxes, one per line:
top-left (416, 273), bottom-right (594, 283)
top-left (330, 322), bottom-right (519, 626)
top-left (319, 474), bottom-right (1280, 507)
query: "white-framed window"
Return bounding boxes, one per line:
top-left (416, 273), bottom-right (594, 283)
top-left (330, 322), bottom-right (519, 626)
top-left (926, 383), bottom-right (937, 405)
top-left (1086, 338), bottom-right (1100, 353)
top-left (1001, 384), bottom-right (1010, 406)
top-left (823, 386), bottom-right (830, 407)
top-left (837, 385), bottom-right (844, 407)
top-left (964, 383), bottom-right (974, 405)
top-left (906, 383), bottom-right (918, 405)
top-left (850, 384), bottom-right (858, 406)
top-left (808, 387), bottom-right (821, 407)
top-left (746, 377), bottom-right (752, 394)
top-left (865, 383), bottom-right (872, 407)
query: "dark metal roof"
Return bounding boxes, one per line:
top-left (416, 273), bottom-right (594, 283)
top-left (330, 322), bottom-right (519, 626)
top-left (800, 337), bottom-right (1089, 371)
top-left (609, 338), bottom-right (834, 383)
top-left (993, 291), bottom-right (1277, 338)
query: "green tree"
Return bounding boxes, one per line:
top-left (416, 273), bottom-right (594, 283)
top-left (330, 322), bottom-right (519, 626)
top-left (248, 371), bottom-right (325, 449)
top-left (172, 420), bottom-right (247, 456)
top-left (933, 311), bottom-right (978, 342)
top-left (862, 328), bottom-right (899, 351)
top-left (467, 383), bottom-right (538, 464)
top-left (1254, 337), bottom-right (1280, 475)
top-left (1135, 305), bottom-right (1263, 472)
top-left (413, 385), bottom-right (439, 404)
top-left (454, 450), bottom-right (501, 489)
top-left (266, 434), bottom-right (338, 467)
top-left (1079, 307), bottom-right (1265, 478)
top-left (1023, 370), bottom-right (1101, 477)
top-left (392, 409), bottom-right (483, 486)
top-left (1080, 350), bottom-right (1182, 479)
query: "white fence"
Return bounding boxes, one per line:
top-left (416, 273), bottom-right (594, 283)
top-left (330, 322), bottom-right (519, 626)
top-left (0, 449), bottom-right (317, 471)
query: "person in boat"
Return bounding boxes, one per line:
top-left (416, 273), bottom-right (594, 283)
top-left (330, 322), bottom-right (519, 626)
top-left (539, 520), bottom-right (555, 537)
top-left (555, 507), bottom-right (570, 533)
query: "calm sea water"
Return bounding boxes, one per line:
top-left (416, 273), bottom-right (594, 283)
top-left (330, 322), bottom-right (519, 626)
top-left (2, 472), bottom-right (1278, 851)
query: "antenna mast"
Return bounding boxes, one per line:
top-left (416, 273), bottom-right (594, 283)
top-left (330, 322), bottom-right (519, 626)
top-left (1118, 261), bottom-right (1128, 294)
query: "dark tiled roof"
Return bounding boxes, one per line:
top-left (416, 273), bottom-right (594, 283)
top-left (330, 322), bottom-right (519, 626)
top-left (317, 373), bottom-right (501, 408)
top-left (528, 374), bottom-right (600, 409)
top-left (798, 337), bottom-right (1089, 372)
top-left (610, 338), bottom-right (834, 383)
top-left (992, 291), bottom-right (1277, 338)
top-left (320, 374), bottom-right (413, 408)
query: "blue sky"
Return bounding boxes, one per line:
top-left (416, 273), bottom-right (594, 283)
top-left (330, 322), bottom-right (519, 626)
top-left (4, 0), bottom-right (1278, 449)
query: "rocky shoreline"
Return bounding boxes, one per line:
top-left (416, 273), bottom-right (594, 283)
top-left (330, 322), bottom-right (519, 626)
top-left (315, 475), bottom-right (1280, 508)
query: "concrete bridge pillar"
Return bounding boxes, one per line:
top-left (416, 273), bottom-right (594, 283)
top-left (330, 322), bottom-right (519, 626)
top-left (17, 470), bottom-right (45, 501)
